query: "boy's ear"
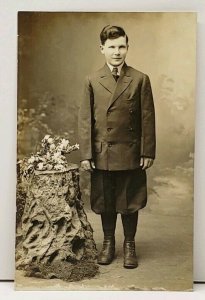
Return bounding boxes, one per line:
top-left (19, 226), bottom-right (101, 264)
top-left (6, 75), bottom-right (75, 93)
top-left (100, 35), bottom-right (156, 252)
top-left (100, 44), bottom-right (104, 54)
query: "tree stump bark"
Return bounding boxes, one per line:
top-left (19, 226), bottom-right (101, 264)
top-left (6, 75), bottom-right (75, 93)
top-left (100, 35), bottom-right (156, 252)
top-left (16, 164), bottom-right (98, 281)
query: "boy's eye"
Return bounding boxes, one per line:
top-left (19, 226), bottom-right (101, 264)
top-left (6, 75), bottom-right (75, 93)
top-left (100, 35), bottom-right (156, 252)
top-left (108, 45), bottom-right (126, 49)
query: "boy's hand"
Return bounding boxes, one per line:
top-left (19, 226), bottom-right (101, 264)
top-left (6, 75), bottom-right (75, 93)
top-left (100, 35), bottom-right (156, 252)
top-left (80, 160), bottom-right (95, 172)
top-left (140, 157), bottom-right (154, 170)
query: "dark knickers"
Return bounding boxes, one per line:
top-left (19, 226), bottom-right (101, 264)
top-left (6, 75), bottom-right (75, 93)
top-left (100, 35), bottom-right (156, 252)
top-left (91, 168), bottom-right (147, 214)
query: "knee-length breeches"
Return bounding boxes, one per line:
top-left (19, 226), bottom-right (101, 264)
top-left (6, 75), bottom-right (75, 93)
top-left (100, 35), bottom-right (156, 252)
top-left (90, 168), bottom-right (147, 214)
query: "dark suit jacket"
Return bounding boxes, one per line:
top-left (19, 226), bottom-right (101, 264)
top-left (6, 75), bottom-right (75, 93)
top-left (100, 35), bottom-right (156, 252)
top-left (78, 63), bottom-right (156, 171)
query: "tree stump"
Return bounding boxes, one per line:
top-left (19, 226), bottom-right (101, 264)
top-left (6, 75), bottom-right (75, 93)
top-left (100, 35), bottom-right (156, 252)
top-left (16, 164), bottom-right (98, 281)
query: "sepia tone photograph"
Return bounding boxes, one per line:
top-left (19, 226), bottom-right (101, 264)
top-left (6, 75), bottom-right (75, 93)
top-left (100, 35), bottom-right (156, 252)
top-left (15, 12), bottom-right (196, 291)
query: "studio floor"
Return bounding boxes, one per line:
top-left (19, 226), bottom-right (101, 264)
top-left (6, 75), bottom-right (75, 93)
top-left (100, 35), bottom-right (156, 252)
top-left (15, 210), bottom-right (193, 291)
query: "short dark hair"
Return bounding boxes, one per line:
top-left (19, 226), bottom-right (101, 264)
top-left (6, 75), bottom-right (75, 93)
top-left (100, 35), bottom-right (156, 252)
top-left (100, 25), bottom-right (128, 45)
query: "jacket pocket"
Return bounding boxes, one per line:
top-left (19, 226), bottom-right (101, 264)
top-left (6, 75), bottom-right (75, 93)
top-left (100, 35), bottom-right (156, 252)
top-left (126, 97), bottom-right (135, 101)
top-left (125, 97), bottom-right (137, 105)
top-left (94, 141), bottom-right (102, 153)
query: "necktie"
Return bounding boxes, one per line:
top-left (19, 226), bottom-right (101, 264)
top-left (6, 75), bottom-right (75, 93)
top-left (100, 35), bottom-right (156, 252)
top-left (112, 67), bottom-right (119, 81)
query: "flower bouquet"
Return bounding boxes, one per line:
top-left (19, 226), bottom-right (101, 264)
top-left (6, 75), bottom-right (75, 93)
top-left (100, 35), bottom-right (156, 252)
top-left (18, 135), bottom-right (79, 179)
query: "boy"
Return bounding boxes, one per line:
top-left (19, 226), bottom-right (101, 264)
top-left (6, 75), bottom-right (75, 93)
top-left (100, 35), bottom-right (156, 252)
top-left (78, 25), bottom-right (156, 268)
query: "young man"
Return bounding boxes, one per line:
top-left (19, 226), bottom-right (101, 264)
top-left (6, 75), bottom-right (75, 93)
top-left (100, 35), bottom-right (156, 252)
top-left (78, 25), bottom-right (156, 268)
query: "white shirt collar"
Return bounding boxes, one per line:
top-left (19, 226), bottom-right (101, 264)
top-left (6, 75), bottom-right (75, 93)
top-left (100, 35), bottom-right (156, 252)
top-left (106, 62), bottom-right (125, 75)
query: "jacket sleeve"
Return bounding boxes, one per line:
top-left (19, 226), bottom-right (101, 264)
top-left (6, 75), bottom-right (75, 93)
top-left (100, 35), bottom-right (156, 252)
top-left (78, 75), bottom-right (94, 161)
top-left (140, 74), bottom-right (156, 159)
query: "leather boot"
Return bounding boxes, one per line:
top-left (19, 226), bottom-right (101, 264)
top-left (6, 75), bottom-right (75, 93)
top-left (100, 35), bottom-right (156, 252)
top-left (97, 237), bottom-right (115, 265)
top-left (123, 240), bottom-right (138, 269)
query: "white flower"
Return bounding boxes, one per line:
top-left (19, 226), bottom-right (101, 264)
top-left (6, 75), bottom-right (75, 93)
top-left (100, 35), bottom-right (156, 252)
top-left (50, 144), bottom-right (55, 151)
top-left (44, 135), bottom-right (50, 140)
top-left (37, 163), bottom-right (44, 170)
top-left (46, 152), bottom-right (51, 159)
top-left (53, 152), bottom-right (61, 159)
top-left (46, 164), bottom-right (53, 170)
top-left (61, 139), bottom-right (69, 148)
top-left (28, 156), bottom-right (35, 164)
top-left (75, 143), bottom-right (80, 149)
top-left (47, 138), bottom-right (54, 144)
top-left (39, 157), bottom-right (46, 162)
top-left (54, 164), bottom-right (64, 170)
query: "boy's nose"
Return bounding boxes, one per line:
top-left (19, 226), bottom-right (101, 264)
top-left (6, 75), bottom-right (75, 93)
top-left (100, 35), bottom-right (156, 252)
top-left (114, 48), bottom-right (120, 54)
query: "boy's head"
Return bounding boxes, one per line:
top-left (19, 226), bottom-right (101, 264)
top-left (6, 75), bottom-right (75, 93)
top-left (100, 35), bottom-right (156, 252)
top-left (100, 25), bottom-right (128, 45)
top-left (100, 25), bottom-right (129, 67)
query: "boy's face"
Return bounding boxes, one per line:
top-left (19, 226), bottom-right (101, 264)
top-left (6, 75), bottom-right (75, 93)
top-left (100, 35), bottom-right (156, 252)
top-left (100, 36), bottom-right (128, 67)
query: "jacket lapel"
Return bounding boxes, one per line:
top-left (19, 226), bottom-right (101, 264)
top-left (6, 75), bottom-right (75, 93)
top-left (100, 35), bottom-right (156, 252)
top-left (98, 63), bottom-right (133, 110)
top-left (108, 66), bottom-right (133, 109)
top-left (98, 64), bottom-right (117, 94)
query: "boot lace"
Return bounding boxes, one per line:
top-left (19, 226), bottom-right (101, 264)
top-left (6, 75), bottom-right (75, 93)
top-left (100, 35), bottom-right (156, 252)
top-left (125, 242), bottom-right (136, 256)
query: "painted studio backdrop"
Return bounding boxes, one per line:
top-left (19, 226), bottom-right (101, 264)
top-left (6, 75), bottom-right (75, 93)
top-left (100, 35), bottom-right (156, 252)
top-left (16, 12), bottom-right (196, 291)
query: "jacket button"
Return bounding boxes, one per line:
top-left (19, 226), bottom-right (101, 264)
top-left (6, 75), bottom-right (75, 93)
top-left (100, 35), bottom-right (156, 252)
top-left (108, 142), bottom-right (112, 147)
top-left (129, 127), bottom-right (133, 131)
top-left (129, 109), bottom-right (133, 114)
top-left (107, 128), bottom-right (112, 132)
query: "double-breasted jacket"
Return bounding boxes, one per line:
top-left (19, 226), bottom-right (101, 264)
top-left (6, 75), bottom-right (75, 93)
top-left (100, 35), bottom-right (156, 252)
top-left (78, 63), bottom-right (156, 171)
